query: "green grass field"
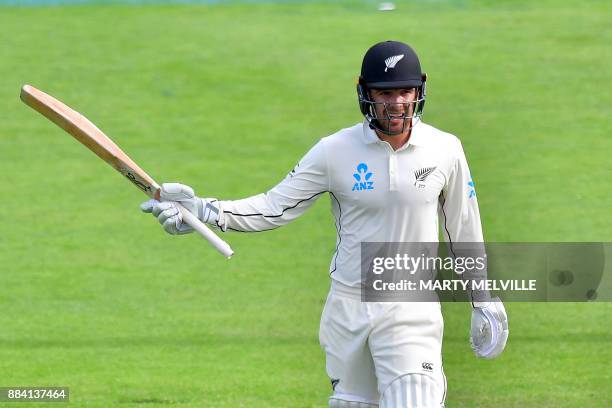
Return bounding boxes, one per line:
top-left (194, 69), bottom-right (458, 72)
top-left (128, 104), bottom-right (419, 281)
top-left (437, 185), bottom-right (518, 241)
top-left (0, 1), bottom-right (611, 406)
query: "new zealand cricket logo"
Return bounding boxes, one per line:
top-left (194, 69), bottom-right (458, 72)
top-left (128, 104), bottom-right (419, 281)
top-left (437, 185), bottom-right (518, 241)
top-left (414, 166), bottom-right (437, 188)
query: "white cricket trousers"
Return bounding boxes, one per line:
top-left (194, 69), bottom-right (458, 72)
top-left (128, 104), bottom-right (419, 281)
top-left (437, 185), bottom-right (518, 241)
top-left (319, 280), bottom-right (447, 406)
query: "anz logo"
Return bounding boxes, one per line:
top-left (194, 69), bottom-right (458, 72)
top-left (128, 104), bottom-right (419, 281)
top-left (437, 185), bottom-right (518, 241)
top-left (352, 163), bottom-right (374, 191)
top-left (468, 177), bottom-right (476, 198)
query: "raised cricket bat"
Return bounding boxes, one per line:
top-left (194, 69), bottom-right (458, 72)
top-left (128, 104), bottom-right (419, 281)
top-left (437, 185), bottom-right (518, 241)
top-left (20, 84), bottom-right (234, 258)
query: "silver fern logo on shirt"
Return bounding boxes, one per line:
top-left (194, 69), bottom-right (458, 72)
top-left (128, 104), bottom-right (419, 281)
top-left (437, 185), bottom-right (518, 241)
top-left (384, 54), bottom-right (404, 72)
top-left (414, 166), bottom-right (437, 188)
top-left (352, 163), bottom-right (374, 191)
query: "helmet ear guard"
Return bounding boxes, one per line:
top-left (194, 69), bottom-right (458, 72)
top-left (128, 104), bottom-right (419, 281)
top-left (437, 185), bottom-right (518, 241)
top-left (416, 73), bottom-right (427, 116)
top-left (356, 76), bottom-right (372, 117)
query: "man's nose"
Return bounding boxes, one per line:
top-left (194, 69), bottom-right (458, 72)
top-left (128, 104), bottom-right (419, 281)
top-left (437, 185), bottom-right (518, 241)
top-left (386, 95), bottom-right (409, 109)
top-left (394, 93), bottom-right (412, 103)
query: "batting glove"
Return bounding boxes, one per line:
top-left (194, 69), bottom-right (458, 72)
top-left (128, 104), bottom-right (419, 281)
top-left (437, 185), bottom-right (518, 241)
top-left (470, 297), bottom-right (509, 359)
top-left (140, 183), bottom-right (220, 235)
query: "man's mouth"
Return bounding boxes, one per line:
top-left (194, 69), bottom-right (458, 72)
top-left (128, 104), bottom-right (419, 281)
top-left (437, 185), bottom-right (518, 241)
top-left (388, 114), bottom-right (405, 125)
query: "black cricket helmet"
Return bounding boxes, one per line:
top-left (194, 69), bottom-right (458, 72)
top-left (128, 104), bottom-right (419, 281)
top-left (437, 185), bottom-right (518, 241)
top-left (357, 41), bottom-right (427, 135)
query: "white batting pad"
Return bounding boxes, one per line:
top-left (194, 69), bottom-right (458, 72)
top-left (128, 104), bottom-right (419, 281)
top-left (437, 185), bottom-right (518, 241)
top-left (380, 374), bottom-right (443, 408)
top-left (329, 393), bottom-right (379, 408)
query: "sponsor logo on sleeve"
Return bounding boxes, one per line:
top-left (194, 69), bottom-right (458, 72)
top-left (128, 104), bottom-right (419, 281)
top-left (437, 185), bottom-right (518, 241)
top-left (468, 177), bottom-right (476, 198)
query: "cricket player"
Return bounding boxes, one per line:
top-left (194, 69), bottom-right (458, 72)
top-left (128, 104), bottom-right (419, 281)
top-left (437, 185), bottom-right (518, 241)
top-left (142, 41), bottom-right (508, 407)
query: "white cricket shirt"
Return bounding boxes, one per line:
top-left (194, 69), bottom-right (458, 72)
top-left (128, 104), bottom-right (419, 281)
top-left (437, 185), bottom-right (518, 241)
top-left (217, 120), bottom-right (484, 287)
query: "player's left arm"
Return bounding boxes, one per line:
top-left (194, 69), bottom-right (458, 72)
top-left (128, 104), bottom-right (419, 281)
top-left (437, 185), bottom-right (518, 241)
top-left (438, 140), bottom-right (509, 359)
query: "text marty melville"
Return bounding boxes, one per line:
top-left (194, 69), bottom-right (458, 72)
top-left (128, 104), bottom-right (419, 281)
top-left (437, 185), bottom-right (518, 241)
top-left (372, 279), bottom-right (538, 292)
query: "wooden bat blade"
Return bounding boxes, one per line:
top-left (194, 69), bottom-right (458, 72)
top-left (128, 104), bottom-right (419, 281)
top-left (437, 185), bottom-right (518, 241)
top-left (20, 84), bottom-right (234, 258)
top-left (20, 84), bottom-right (159, 198)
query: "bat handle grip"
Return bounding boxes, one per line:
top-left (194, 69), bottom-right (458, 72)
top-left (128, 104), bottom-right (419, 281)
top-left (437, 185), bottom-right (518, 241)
top-left (176, 203), bottom-right (234, 258)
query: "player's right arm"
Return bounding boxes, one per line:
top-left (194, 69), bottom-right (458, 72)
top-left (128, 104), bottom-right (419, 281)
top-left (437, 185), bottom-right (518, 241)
top-left (142, 140), bottom-right (329, 234)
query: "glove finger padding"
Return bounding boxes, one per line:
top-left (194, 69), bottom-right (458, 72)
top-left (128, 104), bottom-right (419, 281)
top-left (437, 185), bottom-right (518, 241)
top-left (151, 201), bottom-right (174, 217)
top-left (159, 206), bottom-right (179, 224)
top-left (470, 297), bottom-right (509, 359)
top-left (159, 183), bottom-right (203, 220)
top-left (140, 199), bottom-right (156, 213)
top-left (160, 183), bottom-right (195, 201)
top-left (143, 200), bottom-right (192, 235)
top-left (489, 300), bottom-right (509, 357)
top-left (161, 204), bottom-right (195, 235)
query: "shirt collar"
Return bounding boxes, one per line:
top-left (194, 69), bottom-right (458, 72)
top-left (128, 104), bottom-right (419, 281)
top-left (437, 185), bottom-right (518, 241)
top-left (361, 119), bottom-right (428, 147)
top-left (407, 120), bottom-right (428, 147)
top-left (361, 120), bottom-right (380, 144)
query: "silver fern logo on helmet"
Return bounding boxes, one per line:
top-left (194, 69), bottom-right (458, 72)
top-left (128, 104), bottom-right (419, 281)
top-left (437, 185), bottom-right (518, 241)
top-left (384, 54), bottom-right (404, 72)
